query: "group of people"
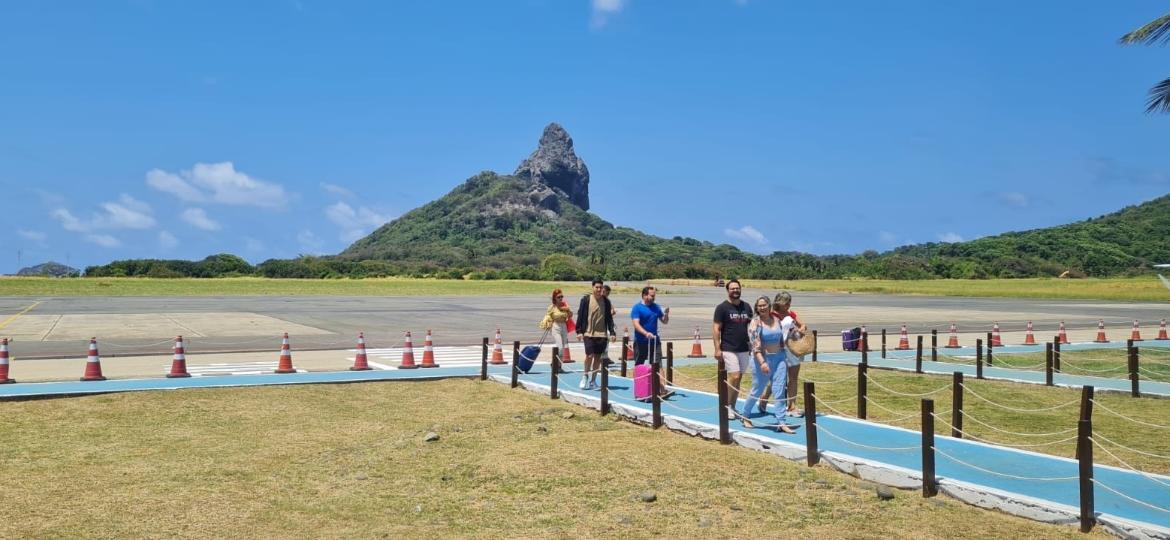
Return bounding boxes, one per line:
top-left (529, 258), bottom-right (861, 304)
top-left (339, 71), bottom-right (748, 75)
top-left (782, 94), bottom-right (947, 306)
top-left (713, 279), bottom-right (805, 433)
top-left (539, 278), bottom-right (807, 434)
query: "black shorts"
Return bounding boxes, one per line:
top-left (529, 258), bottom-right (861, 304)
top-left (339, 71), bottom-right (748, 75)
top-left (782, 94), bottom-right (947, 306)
top-left (583, 337), bottom-right (609, 356)
top-left (634, 339), bottom-right (662, 365)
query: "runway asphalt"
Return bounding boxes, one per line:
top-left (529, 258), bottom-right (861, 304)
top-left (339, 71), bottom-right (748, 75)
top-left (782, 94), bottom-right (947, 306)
top-left (0, 284), bottom-right (1167, 359)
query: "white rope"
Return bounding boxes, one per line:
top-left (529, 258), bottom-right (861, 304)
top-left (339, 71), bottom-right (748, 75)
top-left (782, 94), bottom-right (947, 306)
top-left (992, 359), bottom-right (1047, 370)
top-left (865, 373), bottom-right (951, 397)
top-left (1095, 433), bottom-right (1170, 461)
top-left (802, 373), bottom-right (857, 386)
top-left (930, 414), bottom-right (1077, 449)
top-left (1090, 438), bottom-right (1170, 490)
top-left (1137, 366), bottom-right (1170, 379)
top-left (814, 423), bottom-right (920, 452)
top-left (1091, 399), bottom-right (1170, 430)
top-left (1092, 479), bottom-right (1170, 515)
top-left (1057, 360), bottom-right (1127, 374)
top-left (959, 409), bottom-right (1079, 438)
top-left (811, 394), bottom-right (856, 417)
top-left (659, 399), bottom-right (719, 413)
top-left (959, 383), bottom-right (1079, 413)
top-left (933, 447), bottom-right (1078, 482)
top-left (816, 394), bottom-right (860, 406)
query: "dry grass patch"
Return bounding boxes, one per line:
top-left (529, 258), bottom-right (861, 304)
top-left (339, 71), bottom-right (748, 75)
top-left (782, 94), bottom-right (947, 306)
top-left (0, 379), bottom-right (1104, 539)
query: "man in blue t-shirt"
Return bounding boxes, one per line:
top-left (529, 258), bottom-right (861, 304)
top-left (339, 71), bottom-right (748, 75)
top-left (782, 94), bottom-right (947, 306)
top-left (631, 286), bottom-right (670, 364)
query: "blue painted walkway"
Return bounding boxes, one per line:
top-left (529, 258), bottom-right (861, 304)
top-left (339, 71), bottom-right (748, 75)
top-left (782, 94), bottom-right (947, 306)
top-left (811, 341), bottom-right (1170, 398)
top-left (511, 365), bottom-right (1170, 534)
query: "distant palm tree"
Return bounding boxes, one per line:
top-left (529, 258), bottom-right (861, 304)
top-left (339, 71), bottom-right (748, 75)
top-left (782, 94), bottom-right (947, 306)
top-left (1119, 12), bottom-right (1170, 113)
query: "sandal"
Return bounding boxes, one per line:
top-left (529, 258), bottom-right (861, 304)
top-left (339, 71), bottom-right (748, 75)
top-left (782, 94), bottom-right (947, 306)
top-left (787, 409), bottom-right (804, 418)
top-left (776, 423), bottom-right (796, 434)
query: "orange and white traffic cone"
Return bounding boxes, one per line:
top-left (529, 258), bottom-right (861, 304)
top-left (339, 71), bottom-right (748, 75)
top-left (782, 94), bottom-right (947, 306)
top-left (420, 330), bottom-right (439, 368)
top-left (945, 323), bottom-right (960, 348)
top-left (560, 337), bottom-right (574, 363)
top-left (990, 322), bottom-right (1003, 347)
top-left (398, 331), bottom-right (418, 369)
top-left (1158, 319), bottom-right (1169, 341)
top-left (0, 338), bottom-right (14, 384)
top-left (274, 333), bottom-right (296, 373)
top-left (1023, 321), bottom-right (1037, 345)
top-left (167, 335), bottom-right (191, 378)
top-left (1094, 320), bottom-right (1109, 343)
top-left (895, 324), bottom-right (910, 350)
top-left (80, 337), bottom-right (106, 381)
top-left (350, 332), bottom-right (371, 371)
top-left (1131, 320), bottom-right (1143, 342)
top-left (687, 327), bottom-right (705, 358)
top-left (1059, 321), bottom-right (1070, 344)
top-left (490, 328), bottom-right (506, 364)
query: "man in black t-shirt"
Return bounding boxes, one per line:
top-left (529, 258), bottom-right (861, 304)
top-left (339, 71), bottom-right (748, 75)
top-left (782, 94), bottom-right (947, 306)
top-left (713, 279), bottom-right (753, 418)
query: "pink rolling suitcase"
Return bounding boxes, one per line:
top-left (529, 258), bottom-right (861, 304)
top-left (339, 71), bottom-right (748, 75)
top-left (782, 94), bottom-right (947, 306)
top-left (634, 364), bottom-right (653, 402)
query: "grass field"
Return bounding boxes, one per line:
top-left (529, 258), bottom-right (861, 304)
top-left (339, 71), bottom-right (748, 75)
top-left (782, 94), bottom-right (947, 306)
top-left (673, 361), bottom-right (1170, 476)
top-left (0, 277), bottom-right (639, 297)
top-left (0, 379), bottom-right (1106, 539)
top-left (654, 277), bottom-right (1170, 301)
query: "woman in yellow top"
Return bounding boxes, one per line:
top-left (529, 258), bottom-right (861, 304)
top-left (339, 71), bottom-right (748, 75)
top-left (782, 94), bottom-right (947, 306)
top-left (539, 288), bottom-right (574, 358)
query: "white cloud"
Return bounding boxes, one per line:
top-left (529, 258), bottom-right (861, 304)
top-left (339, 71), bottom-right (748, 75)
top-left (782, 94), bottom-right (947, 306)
top-left (997, 192), bottom-right (1028, 208)
top-left (51, 208), bottom-right (88, 232)
top-left (86, 234), bottom-right (121, 248)
top-left (591, 0), bottom-right (625, 27)
top-left (937, 232), bottom-right (963, 243)
top-left (723, 225), bottom-right (768, 245)
top-left (147, 162), bottom-right (289, 208)
top-left (325, 201), bottom-right (391, 242)
top-left (297, 230), bottom-right (324, 254)
top-left (158, 230), bottom-right (179, 249)
top-left (18, 229), bottom-right (47, 243)
top-left (96, 194), bottom-right (155, 229)
top-left (320, 182), bottom-right (354, 198)
top-left (181, 208), bottom-right (222, 231)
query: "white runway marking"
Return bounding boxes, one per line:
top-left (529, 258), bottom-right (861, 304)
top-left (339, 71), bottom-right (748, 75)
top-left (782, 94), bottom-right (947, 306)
top-left (167, 360), bottom-right (308, 376)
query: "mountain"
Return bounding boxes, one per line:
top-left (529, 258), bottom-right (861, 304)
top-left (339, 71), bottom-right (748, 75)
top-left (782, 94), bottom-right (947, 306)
top-left (17, 262), bottom-right (79, 277)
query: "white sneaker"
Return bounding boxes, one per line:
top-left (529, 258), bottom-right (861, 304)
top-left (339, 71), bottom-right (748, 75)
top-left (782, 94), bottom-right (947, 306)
top-left (579, 378), bottom-right (588, 390)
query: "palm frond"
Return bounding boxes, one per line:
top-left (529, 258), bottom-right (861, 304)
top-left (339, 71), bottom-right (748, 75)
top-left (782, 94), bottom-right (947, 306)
top-left (1146, 76), bottom-right (1170, 114)
top-left (1120, 13), bottom-right (1170, 45)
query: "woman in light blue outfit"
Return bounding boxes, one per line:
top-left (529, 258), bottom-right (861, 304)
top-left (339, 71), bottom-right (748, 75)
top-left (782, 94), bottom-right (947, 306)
top-left (741, 296), bottom-right (796, 433)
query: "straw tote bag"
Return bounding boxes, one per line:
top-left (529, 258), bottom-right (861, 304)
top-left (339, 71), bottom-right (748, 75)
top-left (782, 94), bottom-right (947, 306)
top-left (786, 329), bottom-right (815, 357)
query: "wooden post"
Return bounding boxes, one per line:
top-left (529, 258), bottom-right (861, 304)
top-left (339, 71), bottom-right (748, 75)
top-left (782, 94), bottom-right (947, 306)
top-left (986, 332), bottom-right (994, 366)
top-left (881, 328), bottom-right (887, 359)
top-left (651, 359), bottom-right (663, 429)
top-left (1054, 336), bottom-right (1061, 372)
top-left (511, 340), bottom-right (520, 388)
top-left (975, 338), bottom-right (984, 380)
top-left (1045, 342), bottom-right (1054, 386)
top-left (921, 398), bottom-right (937, 498)
top-left (931, 329), bottom-right (938, 362)
top-left (804, 381), bottom-right (819, 467)
top-left (812, 330), bottom-right (818, 362)
top-left (915, 335), bottom-right (924, 374)
top-left (861, 335), bottom-right (868, 366)
top-left (951, 372), bottom-right (964, 439)
top-left (666, 342), bottom-right (674, 385)
top-left (862, 330), bottom-right (869, 352)
top-left (600, 363), bottom-right (610, 416)
top-left (1129, 342), bottom-right (1140, 398)
top-left (857, 362), bottom-right (868, 420)
top-left (1078, 418), bottom-right (1095, 533)
top-left (717, 364), bottom-right (730, 444)
top-left (550, 347), bottom-right (560, 399)
top-left (1080, 385), bottom-right (1095, 422)
top-left (620, 336), bottom-right (629, 377)
top-left (480, 337), bottom-right (489, 381)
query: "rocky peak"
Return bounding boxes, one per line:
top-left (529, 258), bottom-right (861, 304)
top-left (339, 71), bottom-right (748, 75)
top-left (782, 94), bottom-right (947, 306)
top-left (514, 123), bottom-right (591, 210)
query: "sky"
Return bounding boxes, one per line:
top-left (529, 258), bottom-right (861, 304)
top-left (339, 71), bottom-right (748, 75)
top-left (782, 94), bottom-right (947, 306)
top-left (1, 1), bottom-right (1169, 273)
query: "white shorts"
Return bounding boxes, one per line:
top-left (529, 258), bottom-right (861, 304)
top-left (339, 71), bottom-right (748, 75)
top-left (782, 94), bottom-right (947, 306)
top-left (786, 351), bottom-right (802, 367)
top-left (720, 351), bottom-right (751, 374)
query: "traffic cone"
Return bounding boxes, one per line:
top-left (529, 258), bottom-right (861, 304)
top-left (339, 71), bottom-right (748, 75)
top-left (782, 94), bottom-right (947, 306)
top-left (1059, 322), bottom-right (1070, 344)
top-left (945, 323), bottom-right (960, 348)
top-left (274, 333), bottom-right (296, 373)
top-left (420, 330), bottom-right (439, 368)
top-left (80, 337), bottom-right (106, 381)
top-left (398, 331), bottom-right (418, 369)
top-left (1023, 321), bottom-right (1037, 345)
top-left (350, 332), bottom-right (371, 371)
top-left (560, 337), bottom-right (574, 363)
top-left (1158, 319), bottom-right (1169, 341)
top-left (490, 328), bottom-right (506, 364)
top-left (688, 327), bottom-right (704, 358)
top-left (0, 338), bottom-right (14, 384)
top-left (167, 335), bottom-right (191, 378)
top-left (1131, 320), bottom-right (1143, 342)
top-left (896, 324), bottom-right (910, 350)
top-left (1094, 320), bottom-right (1109, 343)
top-left (990, 322), bottom-right (1003, 347)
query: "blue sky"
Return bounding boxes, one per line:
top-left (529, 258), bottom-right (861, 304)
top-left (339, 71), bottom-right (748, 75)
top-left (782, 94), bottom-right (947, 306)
top-left (1, 1), bottom-right (1168, 273)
